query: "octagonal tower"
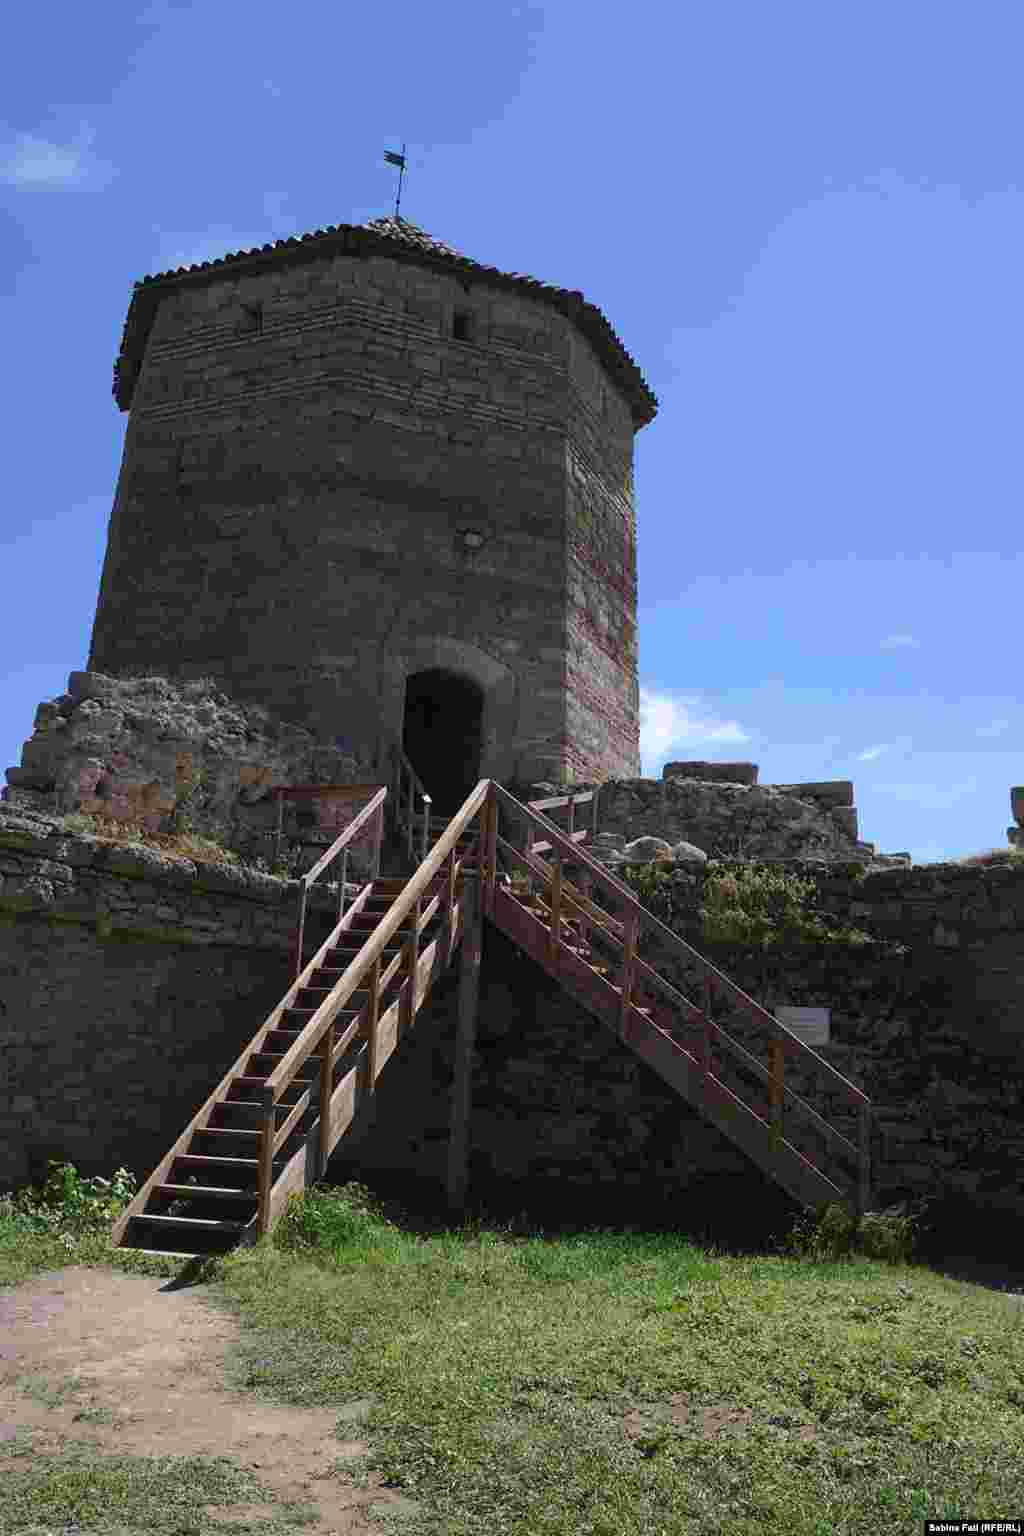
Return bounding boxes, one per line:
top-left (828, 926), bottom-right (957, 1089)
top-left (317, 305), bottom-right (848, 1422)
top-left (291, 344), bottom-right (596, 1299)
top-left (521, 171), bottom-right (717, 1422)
top-left (89, 215), bottom-right (657, 803)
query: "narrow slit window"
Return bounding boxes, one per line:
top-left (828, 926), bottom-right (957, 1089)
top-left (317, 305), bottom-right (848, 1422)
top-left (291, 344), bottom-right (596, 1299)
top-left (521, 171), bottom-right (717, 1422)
top-left (240, 303), bottom-right (263, 335)
top-left (452, 309), bottom-right (473, 342)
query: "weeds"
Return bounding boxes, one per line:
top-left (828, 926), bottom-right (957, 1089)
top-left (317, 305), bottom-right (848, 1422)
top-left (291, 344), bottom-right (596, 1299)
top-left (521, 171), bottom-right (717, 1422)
top-left (1, 1159), bottom-right (137, 1238)
top-left (3, 1174), bottom-right (1023, 1533)
top-left (59, 810), bottom-right (242, 867)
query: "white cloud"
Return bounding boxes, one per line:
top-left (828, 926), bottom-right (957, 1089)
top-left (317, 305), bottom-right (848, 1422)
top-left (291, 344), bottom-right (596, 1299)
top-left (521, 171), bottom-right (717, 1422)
top-left (0, 125), bottom-right (113, 188)
top-left (639, 687), bottom-right (749, 771)
top-left (880, 633), bottom-right (919, 649)
top-left (977, 718), bottom-right (1010, 738)
top-left (1, 135), bottom-right (84, 186)
top-left (873, 777), bottom-right (979, 812)
top-left (857, 744), bottom-right (889, 761)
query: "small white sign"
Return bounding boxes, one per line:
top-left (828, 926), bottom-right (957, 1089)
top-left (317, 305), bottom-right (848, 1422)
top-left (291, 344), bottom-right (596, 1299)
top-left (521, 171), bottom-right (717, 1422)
top-left (776, 1006), bottom-right (830, 1047)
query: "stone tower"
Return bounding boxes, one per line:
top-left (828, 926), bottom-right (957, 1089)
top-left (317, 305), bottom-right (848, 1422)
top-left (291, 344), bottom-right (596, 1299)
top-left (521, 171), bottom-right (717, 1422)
top-left (90, 215), bottom-right (657, 807)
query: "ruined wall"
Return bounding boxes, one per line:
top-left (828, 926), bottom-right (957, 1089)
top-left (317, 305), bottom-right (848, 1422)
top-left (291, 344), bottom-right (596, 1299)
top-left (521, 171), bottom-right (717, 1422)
top-left (3, 670), bottom-right (383, 874)
top-left (541, 775), bottom-right (871, 865)
top-left (322, 922), bottom-right (794, 1240)
top-left (0, 806), bottom-right (306, 1191)
top-left (88, 238), bottom-right (643, 786)
top-left (613, 855), bottom-right (1024, 1220)
top-left (5, 794), bottom-right (1022, 1236)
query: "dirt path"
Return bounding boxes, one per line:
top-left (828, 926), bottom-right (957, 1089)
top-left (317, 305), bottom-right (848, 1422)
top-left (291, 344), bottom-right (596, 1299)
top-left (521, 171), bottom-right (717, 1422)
top-left (0, 1267), bottom-right (422, 1534)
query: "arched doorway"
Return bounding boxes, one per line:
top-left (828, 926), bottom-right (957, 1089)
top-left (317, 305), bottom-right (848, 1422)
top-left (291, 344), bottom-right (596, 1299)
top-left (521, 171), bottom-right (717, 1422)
top-left (402, 668), bottom-right (484, 813)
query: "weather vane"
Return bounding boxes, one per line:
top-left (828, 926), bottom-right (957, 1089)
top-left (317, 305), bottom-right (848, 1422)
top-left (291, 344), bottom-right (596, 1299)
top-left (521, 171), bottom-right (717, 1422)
top-left (384, 143), bottom-right (407, 219)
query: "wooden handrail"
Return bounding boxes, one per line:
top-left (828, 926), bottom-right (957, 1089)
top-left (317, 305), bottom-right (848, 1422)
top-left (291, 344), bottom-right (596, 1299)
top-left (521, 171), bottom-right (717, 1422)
top-left (490, 782), bottom-right (869, 1108)
top-left (301, 786), bottom-right (387, 889)
top-left (527, 790), bottom-right (596, 813)
top-left (291, 786), bottom-right (386, 979)
top-left (262, 779), bottom-right (491, 1104)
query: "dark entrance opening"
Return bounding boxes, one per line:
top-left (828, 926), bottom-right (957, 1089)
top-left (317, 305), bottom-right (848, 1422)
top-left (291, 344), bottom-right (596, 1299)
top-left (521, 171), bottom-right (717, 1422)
top-left (402, 668), bottom-right (484, 814)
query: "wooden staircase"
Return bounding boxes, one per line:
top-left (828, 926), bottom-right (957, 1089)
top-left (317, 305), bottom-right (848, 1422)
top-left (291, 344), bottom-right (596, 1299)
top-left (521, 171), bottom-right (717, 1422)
top-left (112, 770), bottom-right (871, 1258)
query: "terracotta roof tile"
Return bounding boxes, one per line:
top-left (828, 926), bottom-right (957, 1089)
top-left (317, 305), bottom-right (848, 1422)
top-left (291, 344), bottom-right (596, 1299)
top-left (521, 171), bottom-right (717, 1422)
top-left (114, 213), bottom-right (657, 426)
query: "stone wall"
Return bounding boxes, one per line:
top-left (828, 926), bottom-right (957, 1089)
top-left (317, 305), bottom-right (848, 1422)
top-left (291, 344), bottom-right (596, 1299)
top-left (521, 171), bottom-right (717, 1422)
top-left (607, 855), bottom-right (1024, 1220)
top-left (88, 223), bottom-right (648, 786)
top-left (3, 669), bottom-right (383, 874)
top-left (534, 773), bottom-right (873, 865)
top-left (329, 921), bottom-right (796, 1241)
top-left (4, 788), bottom-right (1021, 1236)
top-left (564, 329), bottom-right (641, 781)
top-left (0, 806), bottom-right (308, 1191)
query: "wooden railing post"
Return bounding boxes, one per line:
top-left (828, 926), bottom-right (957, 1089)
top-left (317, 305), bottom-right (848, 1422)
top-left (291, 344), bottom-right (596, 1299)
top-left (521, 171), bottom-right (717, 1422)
top-left (619, 909), bottom-right (639, 1039)
top-left (447, 874), bottom-right (482, 1215)
top-left (400, 929), bottom-right (418, 1038)
top-left (258, 1088), bottom-right (276, 1236)
top-left (444, 848), bottom-right (458, 963)
top-left (338, 849), bottom-right (349, 925)
top-left (295, 883), bottom-right (308, 983)
top-left (319, 1021), bottom-right (335, 1176)
top-left (858, 1101), bottom-right (872, 1217)
top-left (365, 954), bottom-right (381, 1094)
top-left (577, 871), bottom-right (592, 952)
top-left (769, 1037), bottom-right (785, 1152)
top-left (421, 793), bottom-right (432, 864)
top-left (373, 801), bottom-right (383, 879)
top-left (483, 793), bottom-right (498, 915)
top-left (700, 974), bottom-right (714, 1100)
top-left (547, 848), bottom-right (563, 969)
top-left (566, 793), bottom-right (576, 840)
top-left (521, 811), bottom-right (535, 899)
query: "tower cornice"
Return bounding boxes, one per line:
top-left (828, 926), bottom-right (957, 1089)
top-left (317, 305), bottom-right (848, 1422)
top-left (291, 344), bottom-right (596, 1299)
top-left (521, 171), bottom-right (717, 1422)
top-left (112, 215), bottom-right (658, 428)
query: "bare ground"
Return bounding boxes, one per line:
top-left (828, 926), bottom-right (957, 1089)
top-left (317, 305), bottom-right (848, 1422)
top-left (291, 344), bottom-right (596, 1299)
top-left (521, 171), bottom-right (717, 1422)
top-left (0, 1267), bottom-right (422, 1534)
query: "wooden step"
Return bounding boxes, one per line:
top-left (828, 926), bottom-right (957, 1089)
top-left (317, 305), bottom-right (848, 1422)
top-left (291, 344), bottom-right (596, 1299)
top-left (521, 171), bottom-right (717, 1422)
top-left (131, 1213), bottom-right (247, 1231)
top-left (154, 1183), bottom-right (257, 1201)
top-left (191, 1126), bottom-right (260, 1140)
top-left (174, 1153), bottom-right (271, 1170)
top-left (232, 1074), bottom-right (309, 1094)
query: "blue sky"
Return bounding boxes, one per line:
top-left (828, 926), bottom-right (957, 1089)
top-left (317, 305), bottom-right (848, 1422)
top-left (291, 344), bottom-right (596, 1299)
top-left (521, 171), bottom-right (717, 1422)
top-left (1, 0), bottom-right (1020, 863)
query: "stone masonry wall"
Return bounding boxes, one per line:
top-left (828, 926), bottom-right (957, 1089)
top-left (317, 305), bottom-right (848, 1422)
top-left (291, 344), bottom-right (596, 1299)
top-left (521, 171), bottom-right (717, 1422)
top-left (88, 239), bottom-right (642, 785)
top-left (4, 768), bottom-right (1021, 1233)
top-left (0, 806), bottom-right (307, 1191)
top-left (564, 329), bottom-right (641, 780)
top-left (610, 855), bottom-right (1024, 1221)
top-left (3, 670), bottom-right (383, 874)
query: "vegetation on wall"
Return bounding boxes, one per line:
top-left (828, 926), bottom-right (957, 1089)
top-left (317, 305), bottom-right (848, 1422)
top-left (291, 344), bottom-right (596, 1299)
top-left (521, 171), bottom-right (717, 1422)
top-left (619, 860), bottom-right (876, 953)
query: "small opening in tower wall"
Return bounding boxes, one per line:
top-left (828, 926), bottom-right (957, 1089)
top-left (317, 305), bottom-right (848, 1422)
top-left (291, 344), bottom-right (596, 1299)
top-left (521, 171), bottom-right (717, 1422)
top-left (239, 303), bottom-right (262, 335)
top-left (452, 309), bottom-right (474, 342)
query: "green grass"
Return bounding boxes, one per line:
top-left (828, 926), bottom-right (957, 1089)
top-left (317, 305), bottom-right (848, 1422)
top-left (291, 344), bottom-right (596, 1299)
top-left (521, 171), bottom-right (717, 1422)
top-left (212, 1186), bottom-right (1024, 1535)
top-left (0, 1437), bottom-right (317, 1534)
top-left (4, 1182), bottom-right (1024, 1534)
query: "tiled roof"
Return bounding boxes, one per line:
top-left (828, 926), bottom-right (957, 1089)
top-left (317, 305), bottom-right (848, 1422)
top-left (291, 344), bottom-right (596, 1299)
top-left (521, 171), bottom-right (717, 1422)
top-left (113, 213), bottom-right (658, 426)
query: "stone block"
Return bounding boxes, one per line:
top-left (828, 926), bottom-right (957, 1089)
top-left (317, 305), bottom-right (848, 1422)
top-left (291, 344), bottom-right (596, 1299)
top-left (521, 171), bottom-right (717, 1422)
top-left (663, 761), bottom-right (759, 786)
top-left (775, 780), bottom-right (855, 808)
top-left (620, 836), bottom-right (674, 864)
top-left (67, 671), bottom-right (120, 704)
top-left (830, 806), bottom-right (858, 839)
top-left (670, 841), bottom-right (707, 866)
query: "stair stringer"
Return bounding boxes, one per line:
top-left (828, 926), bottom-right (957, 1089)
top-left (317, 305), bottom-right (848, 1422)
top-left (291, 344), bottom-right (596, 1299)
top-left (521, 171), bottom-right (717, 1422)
top-left (256, 886), bottom-right (471, 1234)
top-left (110, 878), bottom-right (382, 1249)
top-left (489, 884), bottom-right (846, 1212)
